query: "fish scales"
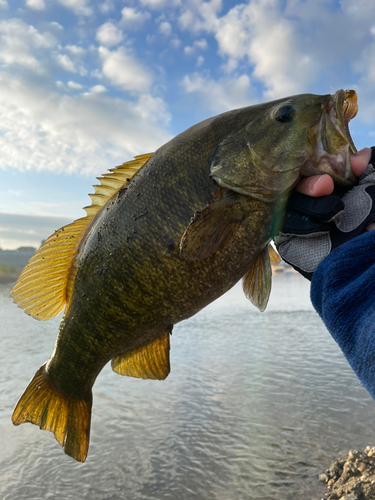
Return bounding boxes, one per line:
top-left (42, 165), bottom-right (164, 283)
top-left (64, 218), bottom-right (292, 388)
top-left (48, 109), bottom-right (274, 393)
top-left (11, 90), bottom-right (358, 462)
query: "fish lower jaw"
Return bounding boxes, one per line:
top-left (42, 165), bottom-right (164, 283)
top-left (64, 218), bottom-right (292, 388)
top-left (315, 145), bottom-right (355, 185)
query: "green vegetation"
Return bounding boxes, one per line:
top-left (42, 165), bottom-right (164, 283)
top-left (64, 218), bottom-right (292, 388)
top-left (0, 263), bottom-right (18, 274)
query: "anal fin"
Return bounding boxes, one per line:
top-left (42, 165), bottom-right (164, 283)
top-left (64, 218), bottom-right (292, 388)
top-left (111, 327), bottom-right (172, 380)
top-left (242, 246), bottom-right (272, 312)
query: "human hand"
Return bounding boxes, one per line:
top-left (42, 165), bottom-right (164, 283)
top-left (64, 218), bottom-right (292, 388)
top-left (296, 148), bottom-right (371, 197)
top-left (274, 147), bottom-right (375, 280)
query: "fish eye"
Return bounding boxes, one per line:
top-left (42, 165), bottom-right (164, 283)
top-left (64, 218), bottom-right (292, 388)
top-left (274, 105), bottom-right (297, 123)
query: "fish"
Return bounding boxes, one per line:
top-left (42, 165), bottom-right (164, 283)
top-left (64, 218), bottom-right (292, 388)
top-left (10, 89), bottom-right (358, 462)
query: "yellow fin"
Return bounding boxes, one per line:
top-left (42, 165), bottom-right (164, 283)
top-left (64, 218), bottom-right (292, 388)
top-left (268, 244), bottom-right (281, 266)
top-left (10, 217), bottom-right (91, 320)
top-left (242, 246), bottom-right (272, 312)
top-left (10, 153), bottom-right (153, 320)
top-left (82, 153), bottom-right (153, 217)
top-left (12, 364), bottom-right (92, 463)
top-left (111, 327), bottom-right (171, 380)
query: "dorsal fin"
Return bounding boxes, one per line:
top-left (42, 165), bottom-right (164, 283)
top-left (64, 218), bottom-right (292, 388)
top-left (10, 153), bottom-right (153, 320)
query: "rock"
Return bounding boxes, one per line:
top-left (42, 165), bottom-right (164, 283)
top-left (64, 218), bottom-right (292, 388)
top-left (357, 462), bottom-right (367, 472)
top-left (320, 446), bottom-right (375, 499)
top-left (320, 473), bottom-right (329, 483)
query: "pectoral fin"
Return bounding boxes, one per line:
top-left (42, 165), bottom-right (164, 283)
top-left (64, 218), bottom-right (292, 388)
top-left (242, 246), bottom-right (272, 312)
top-left (268, 244), bottom-right (281, 266)
top-left (180, 196), bottom-right (240, 261)
top-left (111, 327), bottom-right (171, 380)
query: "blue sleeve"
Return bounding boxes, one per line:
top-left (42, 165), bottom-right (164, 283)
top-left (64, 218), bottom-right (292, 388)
top-left (311, 230), bottom-right (375, 400)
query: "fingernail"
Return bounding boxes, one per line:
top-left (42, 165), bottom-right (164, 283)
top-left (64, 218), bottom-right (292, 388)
top-left (307, 176), bottom-right (321, 192)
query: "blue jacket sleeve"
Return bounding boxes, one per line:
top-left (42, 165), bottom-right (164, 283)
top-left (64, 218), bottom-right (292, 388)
top-left (311, 230), bottom-right (375, 400)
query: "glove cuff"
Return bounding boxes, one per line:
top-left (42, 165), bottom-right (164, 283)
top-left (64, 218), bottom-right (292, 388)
top-left (370, 146), bottom-right (375, 166)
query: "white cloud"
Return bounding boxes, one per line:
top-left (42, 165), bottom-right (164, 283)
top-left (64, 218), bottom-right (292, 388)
top-left (184, 38), bottom-right (208, 55)
top-left (0, 0), bottom-right (8, 10)
top-left (67, 80), bottom-right (83, 89)
top-left (182, 72), bottom-right (255, 112)
top-left (139, 0), bottom-right (181, 8)
top-left (196, 55), bottom-right (204, 67)
top-left (120, 7), bottom-right (151, 29)
top-left (175, 0), bottom-right (365, 100)
top-left (0, 72), bottom-right (171, 175)
top-left (99, 0), bottom-right (114, 13)
top-left (90, 68), bottom-right (102, 79)
top-left (184, 45), bottom-right (194, 55)
top-left (26, 0), bottom-right (45, 9)
top-left (214, 6), bottom-right (248, 59)
top-left (56, 0), bottom-right (92, 16)
top-left (98, 46), bottom-right (151, 92)
top-left (49, 21), bottom-right (64, 31)
top-left (213, 1), bottom-right (318, 99)
top-left (159, 21), bottom-right (172, 36)
top-left (56, 53), bottom-right (76, 72)
top-left (66, 44), bottom-right (86, 56)
top-left (0, 19), bottom-right (56, 73)
top-left (178, 0), bottom-right (221, 33)
top-left (89, 84), bottom-right (106, 93)
top-left (96, 22), bottom-right (124, 47)
top-left (170, 38), bottom-right (181, 49)
top-left (194, 38), bottom-right (208, 50)
top-left (55, 45), bottom-right (87, 75)
top-left (340, 0), bottom-right (375, 19)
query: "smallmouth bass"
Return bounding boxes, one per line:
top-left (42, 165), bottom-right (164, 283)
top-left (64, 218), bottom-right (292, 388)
top-left (11, 90), bottom-right (358, 462)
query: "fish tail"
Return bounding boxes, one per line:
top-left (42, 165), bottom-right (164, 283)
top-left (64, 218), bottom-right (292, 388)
top-left (12, 364), bottom-right (92, 463)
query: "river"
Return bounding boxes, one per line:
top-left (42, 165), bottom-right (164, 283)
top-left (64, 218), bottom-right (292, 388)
top-left (1, 273), bottom-right (374, 500)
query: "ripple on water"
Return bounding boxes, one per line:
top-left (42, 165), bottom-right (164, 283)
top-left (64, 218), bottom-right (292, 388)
top-left (0, 275), bottom-right (375, 500)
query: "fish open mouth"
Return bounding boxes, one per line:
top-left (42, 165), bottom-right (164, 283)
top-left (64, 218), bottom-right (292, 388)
top-left (339, 89), bottom-right (358, 155)
top-left (312, 89), bottom-right (358, 185)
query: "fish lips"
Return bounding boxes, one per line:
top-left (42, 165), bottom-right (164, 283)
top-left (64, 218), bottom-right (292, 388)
top-left (302, 89), bottom-right (358, 186)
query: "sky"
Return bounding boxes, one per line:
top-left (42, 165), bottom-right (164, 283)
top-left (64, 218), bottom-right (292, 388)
top-left (1, 0), bottom-right (375, 249)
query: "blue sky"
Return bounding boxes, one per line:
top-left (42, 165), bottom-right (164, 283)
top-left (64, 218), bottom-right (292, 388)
top-left (1, 0), bottom-right (375, 249)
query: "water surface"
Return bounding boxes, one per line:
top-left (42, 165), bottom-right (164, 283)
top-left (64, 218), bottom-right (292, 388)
top-left (1, 273), bottom-right (374, 500)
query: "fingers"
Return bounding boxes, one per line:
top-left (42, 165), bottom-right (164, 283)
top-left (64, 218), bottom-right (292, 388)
top-left (296, 148), bottom-right (372, 197)
top-left (296, 174), bottom-right (334, 197)
top-left (350, 147), bottom-right (371, 177)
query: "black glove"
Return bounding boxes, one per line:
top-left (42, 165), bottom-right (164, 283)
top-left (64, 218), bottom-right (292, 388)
top-left (274, 147), bottom-right (375, 280)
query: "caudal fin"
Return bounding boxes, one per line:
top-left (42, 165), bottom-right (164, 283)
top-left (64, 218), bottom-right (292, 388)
top-left (12, 364), bottom-right (92, 463)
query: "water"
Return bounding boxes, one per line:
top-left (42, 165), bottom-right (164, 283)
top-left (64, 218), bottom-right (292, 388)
top-left (1, 273), bottom-right (374, 500)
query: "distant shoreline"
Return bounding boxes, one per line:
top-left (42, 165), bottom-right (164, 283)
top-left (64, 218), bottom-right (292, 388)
top-left (0, 247), bottom-right (36, 284)
top-left (0, 268), bottom-right (22, 284)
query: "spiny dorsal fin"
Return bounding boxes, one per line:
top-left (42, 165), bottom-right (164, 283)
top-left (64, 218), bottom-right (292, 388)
top-left (10, 153), bottom-right (153, 320)
top-left (242, 246), bottom-right (272, 312)
top-left (83, 153), bottom-right (153, 215)
top-left (111, 327), bottom-right (172, 380)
